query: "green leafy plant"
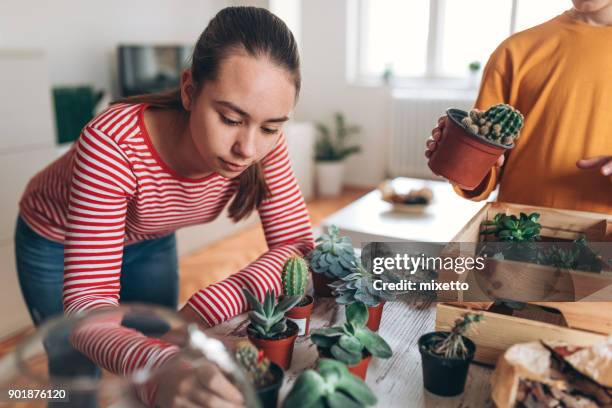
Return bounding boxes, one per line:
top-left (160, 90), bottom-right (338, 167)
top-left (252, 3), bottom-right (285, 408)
top-left (328, 262), bottom-right (401, 307)
top-left (537, 236), bottom-right (603, 272)
top-left (311, 302), bottom-right (392, 365)
top-left (315, 112), bottom-right (361, 162)
top-left (481, 212), bottom-right (542, 242)
top-left (235, 340), bottom-right (274, 387)
top-left (424, 313), bottom-right (483, 359)
top-left (243, 288), bottom-right (300, 338)
top-left (461, 104), bottom-right (524, 146)
top-left (308, 225), bottom-right (358, 280)
top-left (281, 256), bottom-right (309, 303)
top-left (282, 358), bottom-right (377, 408)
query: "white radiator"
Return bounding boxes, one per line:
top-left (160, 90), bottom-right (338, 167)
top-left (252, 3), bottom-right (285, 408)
top-left (388, 90), bottom-right (476, 178)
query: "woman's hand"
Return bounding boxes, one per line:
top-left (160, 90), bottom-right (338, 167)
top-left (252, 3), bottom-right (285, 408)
top-left (576, 155), bottom-right (612, 183)
top-left (179, 304), bottom-right (211, 329)
top-left (155, 357), bottom-right (245, 408)
top-left (425, 115), bottom-right (505, 170)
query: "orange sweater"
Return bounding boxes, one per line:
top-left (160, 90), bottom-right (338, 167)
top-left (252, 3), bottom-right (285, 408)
top-left (455, 11), bottom-right (611, 215)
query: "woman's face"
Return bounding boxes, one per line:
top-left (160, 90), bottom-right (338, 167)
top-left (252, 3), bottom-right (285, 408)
top-left (182, 52), bottom-right (296, 178)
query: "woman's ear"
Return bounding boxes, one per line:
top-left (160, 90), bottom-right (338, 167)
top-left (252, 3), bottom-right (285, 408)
top-left (180, 69), bottom-right (195, 111)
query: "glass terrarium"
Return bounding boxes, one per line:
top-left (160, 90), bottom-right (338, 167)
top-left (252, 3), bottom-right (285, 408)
top-left (0, 304), bottom-right (258, 407)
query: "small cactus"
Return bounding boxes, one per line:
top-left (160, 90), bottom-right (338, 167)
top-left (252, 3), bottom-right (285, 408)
top-left (461, 104), bottom-right (524, 146)
top-left (281, 256), bottom-right (309, 299)
top-left (235, 340), bottom-right (273, 387)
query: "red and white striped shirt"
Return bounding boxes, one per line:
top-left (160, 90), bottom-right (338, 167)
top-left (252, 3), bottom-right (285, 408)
top-left (19, 103), bottom-right (314, 403)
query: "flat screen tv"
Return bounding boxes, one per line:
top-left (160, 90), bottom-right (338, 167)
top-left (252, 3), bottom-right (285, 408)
top-left (118, 45), bottom-right (192, 97)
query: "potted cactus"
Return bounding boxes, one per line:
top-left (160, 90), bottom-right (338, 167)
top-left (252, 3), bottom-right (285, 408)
top-left (235, 340), bottom-right (284, 408)
top-left (282, 256), bottom-right (314, 336)
top-left (243, 288), bottom-right (301, 369)
top-left (282, 359), bottom-right (377, 408)
top-left (308, 225), bottom-right (358, 297)
top-left (329, 262), bottom-right (401, 331)
top-left (418, 313), bottom-right (483, 397)
top-left (310, 302), bottom-right (392, 380)
top-left (428, 103), bottom-right (524, 190)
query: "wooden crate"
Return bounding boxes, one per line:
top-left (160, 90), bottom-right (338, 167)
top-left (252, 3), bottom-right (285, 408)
top-left (437, 202), bottom-right (612, 333)
top-left (435, 302), bottom-right (607, 366)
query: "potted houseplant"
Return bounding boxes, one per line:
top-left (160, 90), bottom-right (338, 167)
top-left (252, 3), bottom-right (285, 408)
top-left (235, 340), bottom-right (284, 408)
top-left (467, 60), bottom-right (481, 89)
top-left (310, 302), bottom-right (392, 380)
top-left (418, 312), bottom-right (483, 397)
top-left (328, 262), bottom-right (401, 331)
top-left (282, 256), bottom-right (314, 336)
top-left (282, 358), bottom-right (377, 408)
top-left (314, 112), bottom-right (361, 197)
top-left (428, 104), bottom-right (524, 190)
top-left (308, 225), bottom-right (358, 297)
top-left (243, 288), bottom-right (301, 369)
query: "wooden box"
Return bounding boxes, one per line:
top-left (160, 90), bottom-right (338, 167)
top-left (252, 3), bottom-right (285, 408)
top-left (435, 202), bottom-right (612, 364)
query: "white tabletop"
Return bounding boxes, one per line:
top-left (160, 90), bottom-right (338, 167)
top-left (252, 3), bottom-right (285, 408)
top-left (322, 178), bottom-right (493, 245)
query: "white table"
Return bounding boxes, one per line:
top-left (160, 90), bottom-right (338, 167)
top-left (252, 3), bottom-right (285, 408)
top-left (322, 178), bottom-right (493, 245)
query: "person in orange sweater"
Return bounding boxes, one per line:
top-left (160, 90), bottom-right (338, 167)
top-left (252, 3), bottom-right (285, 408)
top-left (426, 0), bottom-right (612, 215)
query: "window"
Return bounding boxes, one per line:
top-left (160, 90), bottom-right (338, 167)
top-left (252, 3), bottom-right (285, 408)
top-left (351, 0), bottom-right (569, 85)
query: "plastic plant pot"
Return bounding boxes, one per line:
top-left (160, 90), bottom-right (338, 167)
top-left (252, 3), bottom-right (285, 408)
top-left (418, 331), bottom-right (476, 397)
top-left (318, 348), bottom-right (372, 381)
top-left (312, 271), bottom-right (335, 297)
top-left (428, 108), bottom-right (512, 190)
top-left (285, 295), bottom-right (314, 336)
top-left (256, 362), bottom-right (284, 408)
top-left (248, 320), bottom-right (299, 370)
top-left (365, 301), bottom-right (385, 332)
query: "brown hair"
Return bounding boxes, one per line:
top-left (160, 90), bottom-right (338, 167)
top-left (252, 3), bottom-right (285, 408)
top-left (114, 6), bottom-right (300, 222)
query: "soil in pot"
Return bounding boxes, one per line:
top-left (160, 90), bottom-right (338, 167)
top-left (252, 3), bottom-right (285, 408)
top-left (255, 362), bottom-right (284, 408)
top-left (428, 108), bottom-right (510, 190)
top-left (365, 301), bottom-right (385, 331)
top-left (285, 295), bottom-right (314, 336)
top-left (248, 320), bottom-right (299, 370)
top-left (312, 271), bottom-right (335, 297)
top-left (418, 331), bottom-right (475, 397)
top-left (318, 348), bottom-right (372, 380)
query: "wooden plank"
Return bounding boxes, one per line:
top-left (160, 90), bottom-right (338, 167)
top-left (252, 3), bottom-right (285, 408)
top-left (208, 298), bottom-right (493, 407)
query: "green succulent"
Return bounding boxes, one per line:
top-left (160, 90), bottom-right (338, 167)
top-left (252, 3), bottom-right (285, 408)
top-left (234, 340), bottom-right (273, 388)
top-left (461, 103), bottom-right (524, 146)
top-left (481, 212), bottom-right (542, 242)
top-left (282, 359), bottom-right (376, 408)
top-left (424, 313), bottom-right (483, 359)
top-left (282, 256), bottom-right (309, 299)
top-left (308, 225), bottom-right (358, 280)
top-left (243, 288), bottom-right (300, 338)
top-left (311, 302), bottom-right (392, 365)
top-left (537, 236), bottom-right (602, 272)
top-left (328, 262), bottom-right (401, 307)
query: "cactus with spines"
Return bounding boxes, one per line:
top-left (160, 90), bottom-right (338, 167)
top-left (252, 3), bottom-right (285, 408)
top-left (281, 256), bottom-right (309, 302)
top-left (461, 103), bottom-right (524, 146)
top-left (235, 340), bottom-right (274, 387)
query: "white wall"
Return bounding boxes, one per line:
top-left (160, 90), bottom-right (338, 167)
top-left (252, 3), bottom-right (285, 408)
top-left (294, 0), bottom-right (391, 188)
top-left (0, 0), bottom-right (232, 97)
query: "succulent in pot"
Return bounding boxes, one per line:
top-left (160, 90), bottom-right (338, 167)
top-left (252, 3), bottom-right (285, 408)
top-left (418, 312), bottom-right (483, 397)
top-left (328, 262), bottom-right (401, 331)
top-left (243, 288), bottom-right (301, 369)
top-left (235, 340), bottom-right (284, 408)
top-left (308, 225), bottom-right (358, 297)
top-left (282, 358), bottom-right (377, 408)
top-left (310, 302), bottom-right (392, 380)
top-left (281, 256), bottom-right (314, 335)
top-left (428, 103), bottom-right (525, 190)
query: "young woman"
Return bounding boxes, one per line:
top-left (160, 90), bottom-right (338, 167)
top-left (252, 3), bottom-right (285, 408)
top-left (15, 6), bottom-right (313, 407)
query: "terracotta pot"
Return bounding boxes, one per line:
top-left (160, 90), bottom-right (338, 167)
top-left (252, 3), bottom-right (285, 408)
top-left (312, 271), bottom-right (335, 297)
top-left (256, 362), bottom-right (284, 408)
top-left (248, 320), bottom-right (298, 370)
top-left (428, 108), bottom-right (512, 190)
top-left (366, 301), bottom-right (385, 331)
top-left (318, 349), bottom-right (372, 380)
top-left (285, 295), bottom-right (314, 336)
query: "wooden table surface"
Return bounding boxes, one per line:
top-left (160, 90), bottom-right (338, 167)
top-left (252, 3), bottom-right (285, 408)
top-left (209, 298), bottom-right (495, 408)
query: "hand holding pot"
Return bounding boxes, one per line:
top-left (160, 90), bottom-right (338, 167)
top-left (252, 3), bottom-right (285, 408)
top-left (576, 155), bottom-right (612, 184)
top-left (155, 356), bottom-right (245, 408)
top-left (425, 115), bottom-right (505, 190)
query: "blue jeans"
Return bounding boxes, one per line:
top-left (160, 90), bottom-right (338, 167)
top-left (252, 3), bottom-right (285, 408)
top-left (14, 216), bottom-right (179, 407)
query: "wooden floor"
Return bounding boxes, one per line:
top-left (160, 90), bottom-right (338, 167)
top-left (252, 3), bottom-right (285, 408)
top-left (0, 187), bottom-right (369, 361)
